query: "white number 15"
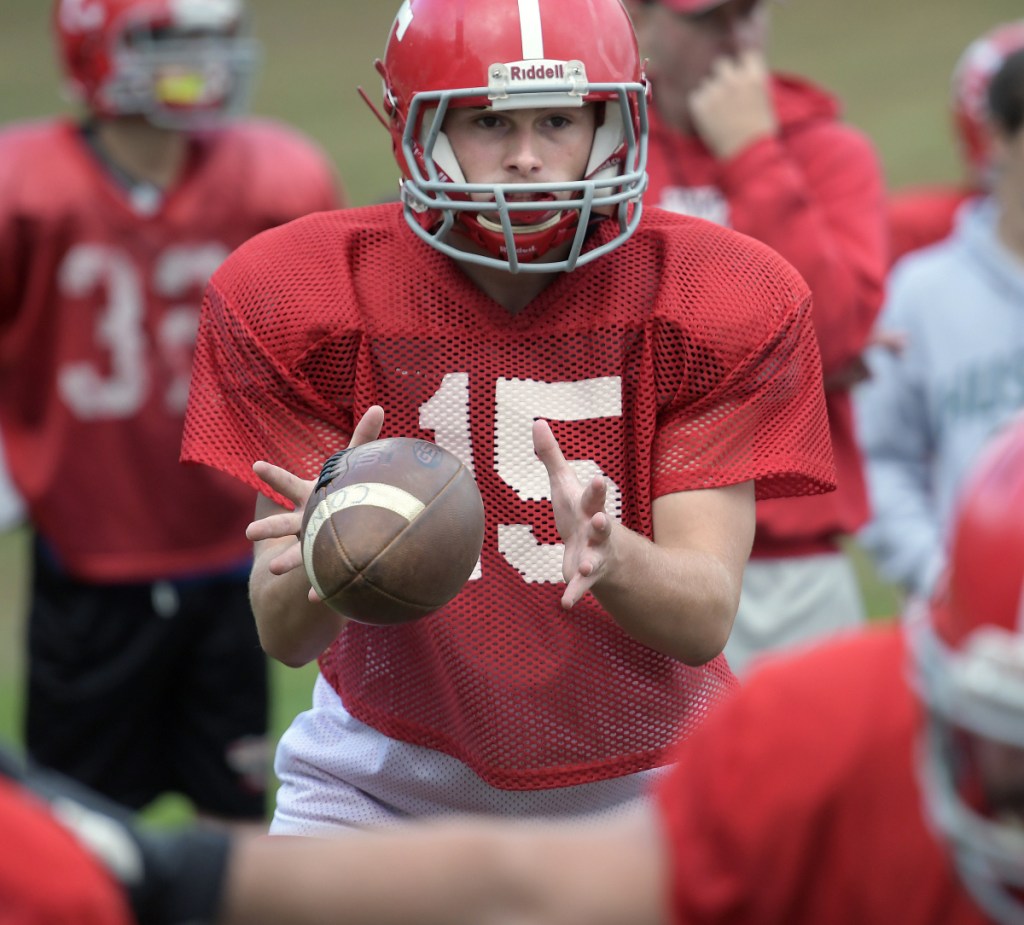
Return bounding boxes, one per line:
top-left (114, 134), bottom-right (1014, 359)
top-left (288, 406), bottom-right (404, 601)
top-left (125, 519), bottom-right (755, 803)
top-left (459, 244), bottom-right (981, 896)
top-left (420, 372), bottom-right (622, 584)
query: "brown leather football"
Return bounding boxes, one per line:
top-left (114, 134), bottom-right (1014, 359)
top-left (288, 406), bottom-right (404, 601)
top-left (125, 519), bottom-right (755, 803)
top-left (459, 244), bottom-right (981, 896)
top-left (300, 437), bottom-right (485, 625)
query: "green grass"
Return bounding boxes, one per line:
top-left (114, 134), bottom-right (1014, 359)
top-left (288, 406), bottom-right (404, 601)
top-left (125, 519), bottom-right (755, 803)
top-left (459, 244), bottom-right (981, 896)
top-left (4, 1), bottom-right (1024, 197)
top-left (0, 0), bottom-right (1004, 822)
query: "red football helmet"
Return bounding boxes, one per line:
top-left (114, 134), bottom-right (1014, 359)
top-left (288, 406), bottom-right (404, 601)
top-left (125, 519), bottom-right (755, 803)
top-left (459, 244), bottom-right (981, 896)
top-left (374, 0), bottom-right (649, 273)
top-left (951, 20), bottom-right (1024, 187)
top-left (53, 0), bottom-right (260, 129)
top-left (911, 416), bottom-right (1024, 925)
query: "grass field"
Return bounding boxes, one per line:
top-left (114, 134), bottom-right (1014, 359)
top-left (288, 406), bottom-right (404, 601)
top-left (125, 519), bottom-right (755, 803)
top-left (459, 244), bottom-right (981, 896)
top-left (1, 0), bottom-right (1018, 821)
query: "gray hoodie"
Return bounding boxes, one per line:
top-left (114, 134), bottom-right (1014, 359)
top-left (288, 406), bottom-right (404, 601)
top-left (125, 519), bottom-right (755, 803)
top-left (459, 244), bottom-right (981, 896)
top-left (855, 196), bottom-right (1024, 597)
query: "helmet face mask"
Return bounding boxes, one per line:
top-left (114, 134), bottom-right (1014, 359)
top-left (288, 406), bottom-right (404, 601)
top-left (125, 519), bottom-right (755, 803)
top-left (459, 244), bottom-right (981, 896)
top-left (910, 418), bottom-right (1024, 925)
top-left (54, 0), bottom-right (261, 130)
top-left (377, 0), bottom-right (650, 274)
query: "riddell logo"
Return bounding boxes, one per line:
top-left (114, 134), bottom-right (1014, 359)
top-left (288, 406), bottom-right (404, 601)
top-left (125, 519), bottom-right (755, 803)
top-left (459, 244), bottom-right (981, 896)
top-left (509, 63), bottom-right (566, 81)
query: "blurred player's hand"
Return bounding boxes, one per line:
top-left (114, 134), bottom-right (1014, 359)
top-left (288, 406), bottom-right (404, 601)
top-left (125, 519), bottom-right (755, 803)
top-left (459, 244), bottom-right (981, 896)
top-left (689, 50), bottom-right (777, 160)
top-left (533, 419), bottom-right (617, 609)
top-left (0, 747), bottom-right (230, 925)
top-left (823, 329), bottom-right (908, 391)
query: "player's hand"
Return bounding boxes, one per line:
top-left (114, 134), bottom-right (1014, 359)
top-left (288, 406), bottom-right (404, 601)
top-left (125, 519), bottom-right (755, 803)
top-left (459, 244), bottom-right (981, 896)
top-left (246, 461), bottom-right (315, 559)
top-left (0, 747), bottom-right (230, 925)
top-left (533, 419), bottom-right (616, 609)
top-left (246, 405), bottom-right (385, 585)
top-left (822, 329), bottom-right (908, 392)
top-left (689, 50), bottom-right (777, 160)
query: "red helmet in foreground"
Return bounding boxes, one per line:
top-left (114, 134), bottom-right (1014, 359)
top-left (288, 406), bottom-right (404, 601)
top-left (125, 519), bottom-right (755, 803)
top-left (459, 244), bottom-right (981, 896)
top-left (912, 416), bottom-right (1024, 925)
top-left (53, 0), bottom-right (260, 129)
top-left (375, 0), bottom-right (649, 274)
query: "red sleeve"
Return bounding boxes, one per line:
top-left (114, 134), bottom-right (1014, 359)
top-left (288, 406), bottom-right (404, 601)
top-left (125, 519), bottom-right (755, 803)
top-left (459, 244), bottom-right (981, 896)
top-left (886, 186), bottom-right (975, 267)
top-left (182, 213), bottom-right (360, 504)
top-left (653, 629), bottom-right (942, 925)
top-left (717, 124), bottom-right (886, 375)
top-left (0, 779), bottom-right (133, 925)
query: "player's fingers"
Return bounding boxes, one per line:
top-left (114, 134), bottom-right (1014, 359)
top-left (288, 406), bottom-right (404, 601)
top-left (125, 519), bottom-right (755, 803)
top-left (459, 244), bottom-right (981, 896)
top-left (267, 543), bottom-right (304, 576)
top-left (350, 405), bottom-right (385, 448)
top-left (580, 474), bottom-right (608, 518)
top-left (738, 48), bottom-right (768, 79)
top-left (533, 418), bottom-right (571, 477)
top-left (588, 510), bottom-right (612, 546)
top-left (252, 460), bottom-right (313, 507)
top-left (245, 511), bottom-right (301, 542)
top-left (562, 571), bottom-right (595, 609)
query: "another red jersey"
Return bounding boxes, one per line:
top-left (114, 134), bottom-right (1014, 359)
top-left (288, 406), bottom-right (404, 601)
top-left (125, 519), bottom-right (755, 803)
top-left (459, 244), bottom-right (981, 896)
top-left (0, 117), bottom-right (340, 581)
top-left (184, 204), bottom-right (834, 789)
top-left (0, 777), bottom-right (133, 925)
top-left (645, 75), bottom-right (888, 556)
top-left (887, 184), bottom-right (978, 267)
top-left (657, 626), bottom-right (988, 925)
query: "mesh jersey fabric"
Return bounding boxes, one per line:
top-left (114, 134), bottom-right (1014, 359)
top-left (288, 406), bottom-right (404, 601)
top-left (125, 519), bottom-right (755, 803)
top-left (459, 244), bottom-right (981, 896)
top-left (183, 203), bottom-right (835, 789)
top-left (645, 75), bottom-right (887, 555)
top-left (0, 117), bottom-right (340, 581)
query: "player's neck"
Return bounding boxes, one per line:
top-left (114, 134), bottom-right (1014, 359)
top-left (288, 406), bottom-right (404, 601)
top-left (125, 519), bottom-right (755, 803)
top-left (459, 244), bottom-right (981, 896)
top-left (449, 236), bottom-right (568, 314)
top-left (88, 117), bottom-right (190, 191)
top-left (456, 261), bottom-right (561, 314)
top-left (994, 172), bottom-right (1024, 262)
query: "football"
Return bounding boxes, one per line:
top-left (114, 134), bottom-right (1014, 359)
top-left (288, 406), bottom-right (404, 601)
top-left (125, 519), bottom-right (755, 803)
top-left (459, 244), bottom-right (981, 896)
top-left (300, 437), bottom-right (485, 626)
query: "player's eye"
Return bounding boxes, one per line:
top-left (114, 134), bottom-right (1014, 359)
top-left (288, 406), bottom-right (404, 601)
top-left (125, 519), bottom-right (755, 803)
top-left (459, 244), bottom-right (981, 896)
top-left (473, 114), bottom-right (505, 129)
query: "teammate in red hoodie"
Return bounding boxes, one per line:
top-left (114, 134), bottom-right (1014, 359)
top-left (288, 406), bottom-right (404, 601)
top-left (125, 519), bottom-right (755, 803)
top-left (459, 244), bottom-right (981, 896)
top-left (625, 0), bottom-right (888, 675)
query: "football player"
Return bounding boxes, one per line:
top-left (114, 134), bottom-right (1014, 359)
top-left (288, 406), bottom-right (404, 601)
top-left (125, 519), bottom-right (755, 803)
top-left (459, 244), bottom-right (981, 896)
top-left (0, 0), bottom-right (343, 831)
top-left (888, 20), bottom-right (1024, 266)
top-left (624, 0), bottom-right (889, 676)
top-left (856, 43), bottom-right (1024, 605)
top-left (183, 0), bottom-right (834, 834)
top-left (13, 416), bottom-right (1024, 925)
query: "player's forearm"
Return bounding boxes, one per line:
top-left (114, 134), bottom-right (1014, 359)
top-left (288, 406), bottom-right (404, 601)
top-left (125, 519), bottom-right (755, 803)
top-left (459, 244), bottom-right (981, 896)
top-left (223, 829), bottom-right (510, 925)
top-left (593, 524), bottom-right (739, 666)
top-left (221, 815), bottom-right (667, 925)
top-left (249, 542), bottom-right (347, 667)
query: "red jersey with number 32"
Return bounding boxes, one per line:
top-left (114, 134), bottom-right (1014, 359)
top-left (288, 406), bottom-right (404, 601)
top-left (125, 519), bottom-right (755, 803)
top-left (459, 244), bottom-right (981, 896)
top-left (184, 204), bottom-right (835, 789)
top-left (0, 118), bottom-right (340, 581)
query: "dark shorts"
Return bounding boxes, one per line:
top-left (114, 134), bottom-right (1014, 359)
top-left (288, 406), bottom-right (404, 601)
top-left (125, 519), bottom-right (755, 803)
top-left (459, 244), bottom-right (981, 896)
top-left (25, 547), bottom-right (269, 821)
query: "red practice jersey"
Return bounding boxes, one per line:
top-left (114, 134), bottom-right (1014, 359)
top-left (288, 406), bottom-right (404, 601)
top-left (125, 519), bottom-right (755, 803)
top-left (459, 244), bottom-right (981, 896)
top-left (0, 118), bottom-right (341, 581)
top-left (657, 626), bottom-right (989, 925)
top-left (645, 75), bottom-right (887, 557)
top-left (0, 777), bottom-right (133, 925)
top-left (184, 204), bottom-right (834, 789)
top-left (887, 184), bottom-right (978, 267)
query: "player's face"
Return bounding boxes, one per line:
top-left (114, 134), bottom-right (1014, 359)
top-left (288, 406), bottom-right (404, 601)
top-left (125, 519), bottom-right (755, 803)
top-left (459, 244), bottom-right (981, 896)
top-left (442, 105), bottom-right (597, 226)
top-left (633, 0), bottom-right (771, 130)
top-left (125, 24), bottom-right (238, 118)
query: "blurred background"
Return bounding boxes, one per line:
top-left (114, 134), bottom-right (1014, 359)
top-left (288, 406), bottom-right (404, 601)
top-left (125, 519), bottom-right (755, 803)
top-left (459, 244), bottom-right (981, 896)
top-left (0, 0), bottom-right (1020, 817)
